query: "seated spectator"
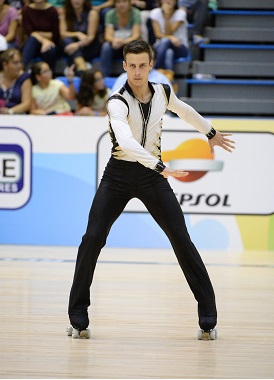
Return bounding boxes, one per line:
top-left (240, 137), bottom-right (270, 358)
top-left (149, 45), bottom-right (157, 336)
top-left (74, 68), bottom-right (110, 116)
top-left (130, 0), bottom-right (154, 42)
top-left (92, 0), bottom-right (114, 37)
top-left (178, 0), bottom-right (210, 45)
top-left (100, 0), bottom-right (141, 76)
top-left (60, 0), bottom-right (101, 74)
top-left (0, 0), bottom-right (19, 49)
top-left (111, 47), bottom-right (174, 94)
top-left (150, 0), bottom-right (189, 71)
top-left (21, 0), bottom-right (60, 71)
top-left (6, 0), bottom-right (29, 48)
top-left (30, 60), bottom-right (74, 115)
top-left (0, 48), bottom-right (31, 114)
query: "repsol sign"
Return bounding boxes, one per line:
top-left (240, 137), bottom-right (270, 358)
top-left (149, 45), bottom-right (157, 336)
top-left (176, 193), bottom-right (231, 207)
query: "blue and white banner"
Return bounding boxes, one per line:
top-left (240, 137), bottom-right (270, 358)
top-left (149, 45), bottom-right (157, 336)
top-left (0, 115), bottom-right (273, 251)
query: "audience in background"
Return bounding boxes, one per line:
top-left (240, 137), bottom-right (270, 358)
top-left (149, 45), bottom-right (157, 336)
top-left (150, 0), bottom-right (189, 71)
top-left (0, 48), bottom-right (31, 114)
top-left (21, 0), bottom-right (60, 70)
top-left (60, 0), bottom-right (101, 74)
top-left (130, 0), bottom-right (154, 42)
top-left (100, 0), bottom-right (141, 76)
top-left (6, 0), bottom-right (29, 48)
top-left (178, 0), bottom-right (210, 45)
top-left (74, 69), bottom-right (110, 116)
top-left (30, 60), bottom-right (74, 115)
top-left (92, 0), bottom-right (114, 36)
top-left (0, 0), bottom-right (19, 49)
top-left (0, 0), bottom-right (199, 116)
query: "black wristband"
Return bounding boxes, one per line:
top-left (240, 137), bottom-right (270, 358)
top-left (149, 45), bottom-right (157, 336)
top-left (154, 160), bottom-right (166, 173)
top-left (206, 127), bottom-right (216, 139)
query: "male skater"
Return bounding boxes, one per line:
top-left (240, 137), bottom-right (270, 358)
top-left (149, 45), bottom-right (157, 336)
top-left (68, 39), bottom-right (235, 338)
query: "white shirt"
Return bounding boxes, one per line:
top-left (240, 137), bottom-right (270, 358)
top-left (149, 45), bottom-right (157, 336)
top-left (150, 7), bottom-right (189, 47)
top-left (107, 81), bottom-right (211, 172)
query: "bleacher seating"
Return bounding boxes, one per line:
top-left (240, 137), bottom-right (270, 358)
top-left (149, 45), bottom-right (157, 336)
top-left (180, 0), bottom-right (274, 116)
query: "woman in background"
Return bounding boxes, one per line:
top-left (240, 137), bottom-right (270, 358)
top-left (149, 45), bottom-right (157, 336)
top-left (150, 0), bottom-right (189, 70)
top-left (0, 0), bottom-right (19, 48)
top-left (60, 0), bottom-right (101, 74)
top-left (100, 0), bottom-right (141, 76)
top-left (0, 48), bottom-right (31, 114)
top-left (21, 0), bottom-right (60, 70)
top-left (75, 69), bottom-right (109, 116)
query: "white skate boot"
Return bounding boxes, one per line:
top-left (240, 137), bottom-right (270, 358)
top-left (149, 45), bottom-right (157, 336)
top-left (67, 325), bottom-right (91, 339)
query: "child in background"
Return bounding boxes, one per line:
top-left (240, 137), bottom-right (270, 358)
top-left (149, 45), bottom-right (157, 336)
top-left (75, 69), bottom-right (110, 116)
top-left (30, 61), bottom-right (74, 115)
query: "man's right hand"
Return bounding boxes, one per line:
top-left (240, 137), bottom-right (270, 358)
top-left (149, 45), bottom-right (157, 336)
top-left (161, 167), bottom-right (189, 179)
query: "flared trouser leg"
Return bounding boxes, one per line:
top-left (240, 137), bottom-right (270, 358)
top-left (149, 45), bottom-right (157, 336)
top-left (138, 174), bottom-right (217, 329)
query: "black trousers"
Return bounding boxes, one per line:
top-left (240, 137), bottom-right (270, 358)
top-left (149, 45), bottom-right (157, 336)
top-left (69, 157), bottom-right (217, 330)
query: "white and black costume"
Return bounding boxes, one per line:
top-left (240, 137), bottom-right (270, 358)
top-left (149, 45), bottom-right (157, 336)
top-left (68, 81), bottom-right (217, 332)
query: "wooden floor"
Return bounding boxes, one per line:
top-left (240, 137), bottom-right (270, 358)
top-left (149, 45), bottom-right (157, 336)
top-left (0, 245), bottom-right (274, 379)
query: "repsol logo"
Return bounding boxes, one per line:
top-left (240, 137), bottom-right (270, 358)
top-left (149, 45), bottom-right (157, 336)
top-left (176, 193), bottom-right (231, 207)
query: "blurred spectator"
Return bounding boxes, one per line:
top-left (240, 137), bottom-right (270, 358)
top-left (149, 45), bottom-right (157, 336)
top-left (6, 0), bottom-right (29, 48)
top-left (150, 0), bottom-right (189, 71)
top-left (21, 0), bottom-right (60, 70)
top-left (92, 0), bottom-right (114, 38)
top-left (130, 0), bottom-right (154, 41)
top-left (100, 0), bottom-right (141, 76)
top-left (60, 0), bottom-right (101, 74)
top-left (0, 48), bottom-right (31, 113)
top-left (0, 0), bottom-right (19, 48)
top-left (178, 0), bottom-right (210, 45)
top-left (30, 60), bottom-right (74, 115)
top-left (74, 69), bottom-right (110, 116)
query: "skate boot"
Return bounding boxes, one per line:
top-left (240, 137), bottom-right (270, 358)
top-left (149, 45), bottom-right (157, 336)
top-left (198, 315), bottom-right (217, 340)
top-left (67, 311), bottom-right (91, 339)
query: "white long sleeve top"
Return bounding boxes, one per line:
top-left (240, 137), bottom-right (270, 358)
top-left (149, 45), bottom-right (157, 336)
top-left (107, 81), bottom-right (212, 172)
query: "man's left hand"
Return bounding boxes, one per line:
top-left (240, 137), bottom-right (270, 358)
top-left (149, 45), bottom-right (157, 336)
top-left (208, 131), bottom-right (235, 154)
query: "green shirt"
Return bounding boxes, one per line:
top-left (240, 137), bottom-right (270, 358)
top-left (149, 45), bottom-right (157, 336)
top-left (105, 7), bottom-right (141, 39)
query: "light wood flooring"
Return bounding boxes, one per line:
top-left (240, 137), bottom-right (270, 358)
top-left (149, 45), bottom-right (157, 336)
top-left (0, 245), bottom-right (274, 379)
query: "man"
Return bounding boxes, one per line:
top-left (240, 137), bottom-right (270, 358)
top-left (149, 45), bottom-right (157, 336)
top-left (68, 39), bottom-right (234, 339)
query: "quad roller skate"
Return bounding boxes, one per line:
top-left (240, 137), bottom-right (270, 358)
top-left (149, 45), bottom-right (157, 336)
top-left (67, 325), bottom-right (91, 339)
top-left (197, 328), bottom-right (217, 340)
top-left (198, 315), bottom-right (217, 340)
top-left (67, 311), bottom-right (90, 339)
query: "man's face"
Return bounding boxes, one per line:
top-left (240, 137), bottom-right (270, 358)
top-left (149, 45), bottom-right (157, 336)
top-left (123, 52), bottom-right (153, 88)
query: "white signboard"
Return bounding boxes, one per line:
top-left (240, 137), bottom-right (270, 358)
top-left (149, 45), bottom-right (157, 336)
top-left (0, 127), bottom-right (32, 209)
top-left (97, 130), bottom-right (274, 215)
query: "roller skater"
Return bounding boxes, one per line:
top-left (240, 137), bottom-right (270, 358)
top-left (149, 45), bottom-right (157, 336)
top-left (67, 40), bottom-right (235, 340)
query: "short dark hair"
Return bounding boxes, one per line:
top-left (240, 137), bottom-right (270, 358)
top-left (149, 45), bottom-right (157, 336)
top-left (123, 40), bottom-right (153, 63)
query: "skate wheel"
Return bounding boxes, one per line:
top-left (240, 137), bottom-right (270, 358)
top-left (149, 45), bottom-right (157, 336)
top-left (79, 328), bottom-right (91, 339)
top-left (209, 328), bottom-right (217, 340)
top-left (72, 328), bottom-right (80, 339)
top-left (197, 329), bottom-right (204, 340)
top-left (67, 325), bottom-right (73, 336)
